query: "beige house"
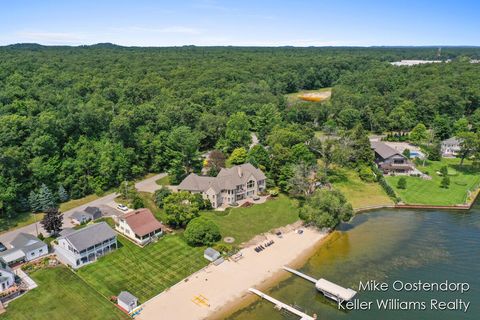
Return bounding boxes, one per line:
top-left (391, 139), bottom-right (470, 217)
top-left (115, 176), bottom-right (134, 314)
top-left (178, 163), bottom-right (267, 208)
top-left (115, 209), bottom-right (164, 245)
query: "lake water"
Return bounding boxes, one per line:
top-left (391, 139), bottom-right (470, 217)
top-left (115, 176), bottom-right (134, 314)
top-left (227, 201), bottom-right (480, 320)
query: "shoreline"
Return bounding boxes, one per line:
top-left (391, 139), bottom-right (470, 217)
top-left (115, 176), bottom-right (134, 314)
top-left (136, 225), bottom-right (329, 320)
top-left (208, 231), bottom-right (334, 320)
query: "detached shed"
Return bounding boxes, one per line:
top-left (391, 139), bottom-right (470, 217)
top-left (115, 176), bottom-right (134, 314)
top-left (118, 291), bottom-right (138, 313)
top-left (204, 248), bottom-right (220, 262)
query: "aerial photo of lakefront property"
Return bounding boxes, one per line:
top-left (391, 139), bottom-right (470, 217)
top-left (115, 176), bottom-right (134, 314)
top-left (0, 1), bottom-right (480, 319)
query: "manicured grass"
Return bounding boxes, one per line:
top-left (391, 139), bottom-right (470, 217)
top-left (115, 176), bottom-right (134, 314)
top-left (200, 195), bottom-right (299, 244)
top-left (77, 234), bottom-right (207, 303)
top-left (59, 193), bottom-right (103, 212)
top-left (386, 158), bottom-right (480, 205)
top-left (0, 267), bottom-right (128, 320)
top-left (330, 166), bottom-right (394, 210)
top-left (155, 175), bottom-right (170, 186)
top-left (0, 212), bottom-right (44, 234)
top-left (138, 191), bottom-right (168, 222)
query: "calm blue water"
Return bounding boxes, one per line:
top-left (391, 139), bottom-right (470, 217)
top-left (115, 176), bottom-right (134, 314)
top-left (227, 201), bottom-right (480, 320)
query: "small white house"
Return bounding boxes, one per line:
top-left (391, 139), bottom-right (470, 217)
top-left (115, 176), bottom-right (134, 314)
top-left (115, 208), bottom-right (164, 246)
top-left (0, 258), bottom-right (15, 293)
top-left (118, 291), bottom-right (138, 312)
top-left (204, 248), bottom-right (221, 262)
top-left (441, 137), bottom-right (462, 157)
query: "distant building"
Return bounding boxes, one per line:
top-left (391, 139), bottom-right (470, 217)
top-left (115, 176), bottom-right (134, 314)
top-left (390, 59), bottom-right (448, 66)
top-left (117, 291), bottom-right (138, 312)
top-left (178, 163), bottom-right (267, 208)
top-left (71, 206), bottom-right (103, 225)
top-left (115, 208), bottom-right (164, 246)
top-left (0, 233), bottom-right (48, 266)
top-left (54, 222), bottom-right (117, 268)
top-left (371, 141), bottom-right (414, 175)
top-left (0, 258), bottom-right (15, 293)
top-left (441, 137), bottom-right (462, 157)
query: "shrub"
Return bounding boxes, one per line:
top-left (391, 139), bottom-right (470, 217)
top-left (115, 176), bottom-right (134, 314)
top-left (397, 177), bottom-right (407, 189)
top-left (440, 176), bottom-right (450, 189)
top-left (154, 187), bottom-right (172, 208)
top-left (268, 188), bottom-right (279, 197)
top-left (184, 217), bottom-right (221, 246)
top-left (358, 165), bottom-right (376, 182)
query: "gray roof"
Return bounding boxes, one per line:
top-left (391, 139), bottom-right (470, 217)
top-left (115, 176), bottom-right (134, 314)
top-left (10, 233), bottom-right (46, 253)
top-left (71, 206), bottom-right (102, 221)
top-left (178, 163), bottom-right (266, 193)
top-left (371, 141), bottom-right (405, 160)
top-left (118, 291), bottom-right (137, 304)
top-left (204, 247), bottom-right (220, 258)
top-left (59, 222), bottom-right (116, 252)
top-left (442, 137), bottom-right (461, 145)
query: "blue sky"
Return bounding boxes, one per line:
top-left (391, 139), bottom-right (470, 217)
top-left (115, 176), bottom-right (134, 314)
top-left (1, 0), bottom-right (479, 46)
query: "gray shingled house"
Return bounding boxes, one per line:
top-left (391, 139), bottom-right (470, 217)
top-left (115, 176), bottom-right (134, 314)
top-left (0, 233), bottom-right (48, 265)
top-left (178, 163), bottom-right (267, 208)
top-left (371, 141), bottom-right (414, 174)
top-left (71, 206), bottom-right (103, 224)
top-left (54, 222), bottom-right (117, 268)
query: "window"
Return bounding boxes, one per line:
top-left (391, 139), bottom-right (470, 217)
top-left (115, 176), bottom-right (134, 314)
top-left (39, 249), bottom-right (43, 253)
top-left (247, 180), bottom-right (255, 188)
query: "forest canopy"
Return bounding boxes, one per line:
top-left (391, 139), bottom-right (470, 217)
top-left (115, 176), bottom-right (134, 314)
top-left (1, 45), bottom-right (479, 216)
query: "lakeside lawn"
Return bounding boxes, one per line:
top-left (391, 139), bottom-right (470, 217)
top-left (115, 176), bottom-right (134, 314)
top-left (330, 166), bottom-right (394, 210)
top-left (200, 195), bottom-right (299, 244)
top-left (77, 234), bottom-right (207, 303)
top-left (386, 158), bottom-right (480, 206)
top-left (0, 267), bottom-right (128, 320)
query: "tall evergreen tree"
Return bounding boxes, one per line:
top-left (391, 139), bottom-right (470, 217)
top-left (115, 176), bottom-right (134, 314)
top-left (58, 184), bottom-right (69, 203)
top-left (37, 184), bottom-right (56, 211)
top-left (29, 190), bottom-right (42, 213)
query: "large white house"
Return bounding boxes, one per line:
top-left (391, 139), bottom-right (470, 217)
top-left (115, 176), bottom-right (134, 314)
top-left (0, 258), bottom-right (15, 293)
top-left (54, 222), bottom-right (117, 269)
top-left (178, 163), bottom-right (267, 208)
top-left (115, 208), bottom-right (164, 246)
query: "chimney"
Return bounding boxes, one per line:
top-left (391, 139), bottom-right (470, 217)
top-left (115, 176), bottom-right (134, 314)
top-left (237, 166), bottom-right (243, 177)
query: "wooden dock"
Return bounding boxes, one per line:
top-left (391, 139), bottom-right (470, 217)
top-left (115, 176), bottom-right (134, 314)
top-left (248, 288), bottom-right (316, 320)
top-left (283, 266), bottom-right (357, 304)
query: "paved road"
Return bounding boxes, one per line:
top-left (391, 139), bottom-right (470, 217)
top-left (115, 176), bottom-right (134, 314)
top-left (0, 173), bottom-right (166, 247)
top-left (135, 173), bottom-right (167, 193)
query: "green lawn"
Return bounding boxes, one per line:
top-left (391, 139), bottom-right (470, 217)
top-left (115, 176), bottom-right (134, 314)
top-left (386, 158), bottom-right (480, 205)
top-left (77, 234), bottom-right (207, 303)
top-left (0, 212), bottom-right (44, 234)
top-left (155, 175), bottom-right (171, 186)
top-left (0, 267), bottom-right (128, 320)
top-left (330, 166), bottom-right (394, 210)
top-left (200, 195), bottom-right (299, 244)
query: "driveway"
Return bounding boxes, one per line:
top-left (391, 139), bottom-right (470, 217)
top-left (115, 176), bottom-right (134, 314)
top-left (0, 173), bottom-right (166, 246)
top-left (135, 173), bottom-right (167, 193)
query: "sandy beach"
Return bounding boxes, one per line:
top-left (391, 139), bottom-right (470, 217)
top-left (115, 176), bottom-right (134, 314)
top-left (136, 225), bottom-right (328, 320)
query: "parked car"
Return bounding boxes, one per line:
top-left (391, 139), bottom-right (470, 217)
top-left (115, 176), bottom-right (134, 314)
top-left (0, 242), bottom-right (7, 252)
top-left (117, 204), bottom-right (129, 212)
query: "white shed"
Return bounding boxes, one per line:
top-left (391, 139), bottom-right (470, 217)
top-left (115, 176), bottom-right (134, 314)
top-left (204, 247), bottom-right (221, 262)
top-left (118, 291), bottom-right (138, 312)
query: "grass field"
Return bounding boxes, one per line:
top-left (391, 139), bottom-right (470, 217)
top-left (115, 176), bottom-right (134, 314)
top-left (0, 267), bottom-right (128, 320)
top-left (0, 212), bottom-right (44, 234)
top-left (155, 175), bottom-right (171, 186)
top-left (386, 158), bottom-right (480, 205)
top-left (77, 234), bottom-right (207, 303)
top-left (200, 195), bottom-right (299, 244)
top-left (286, 88), bottom-right (332, 105)
top-left (330, 166), bottom-right (394, 210)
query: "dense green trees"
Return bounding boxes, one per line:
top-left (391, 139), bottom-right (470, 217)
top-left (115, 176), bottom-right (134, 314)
top-left (162, 191), bottom-right (201, 228)
top-left (184, 217), bottom-right (221, 246)
top-left (0, 45), bottom-right (479, 220)
top-left (299, 189), bottom-right (353, 229)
